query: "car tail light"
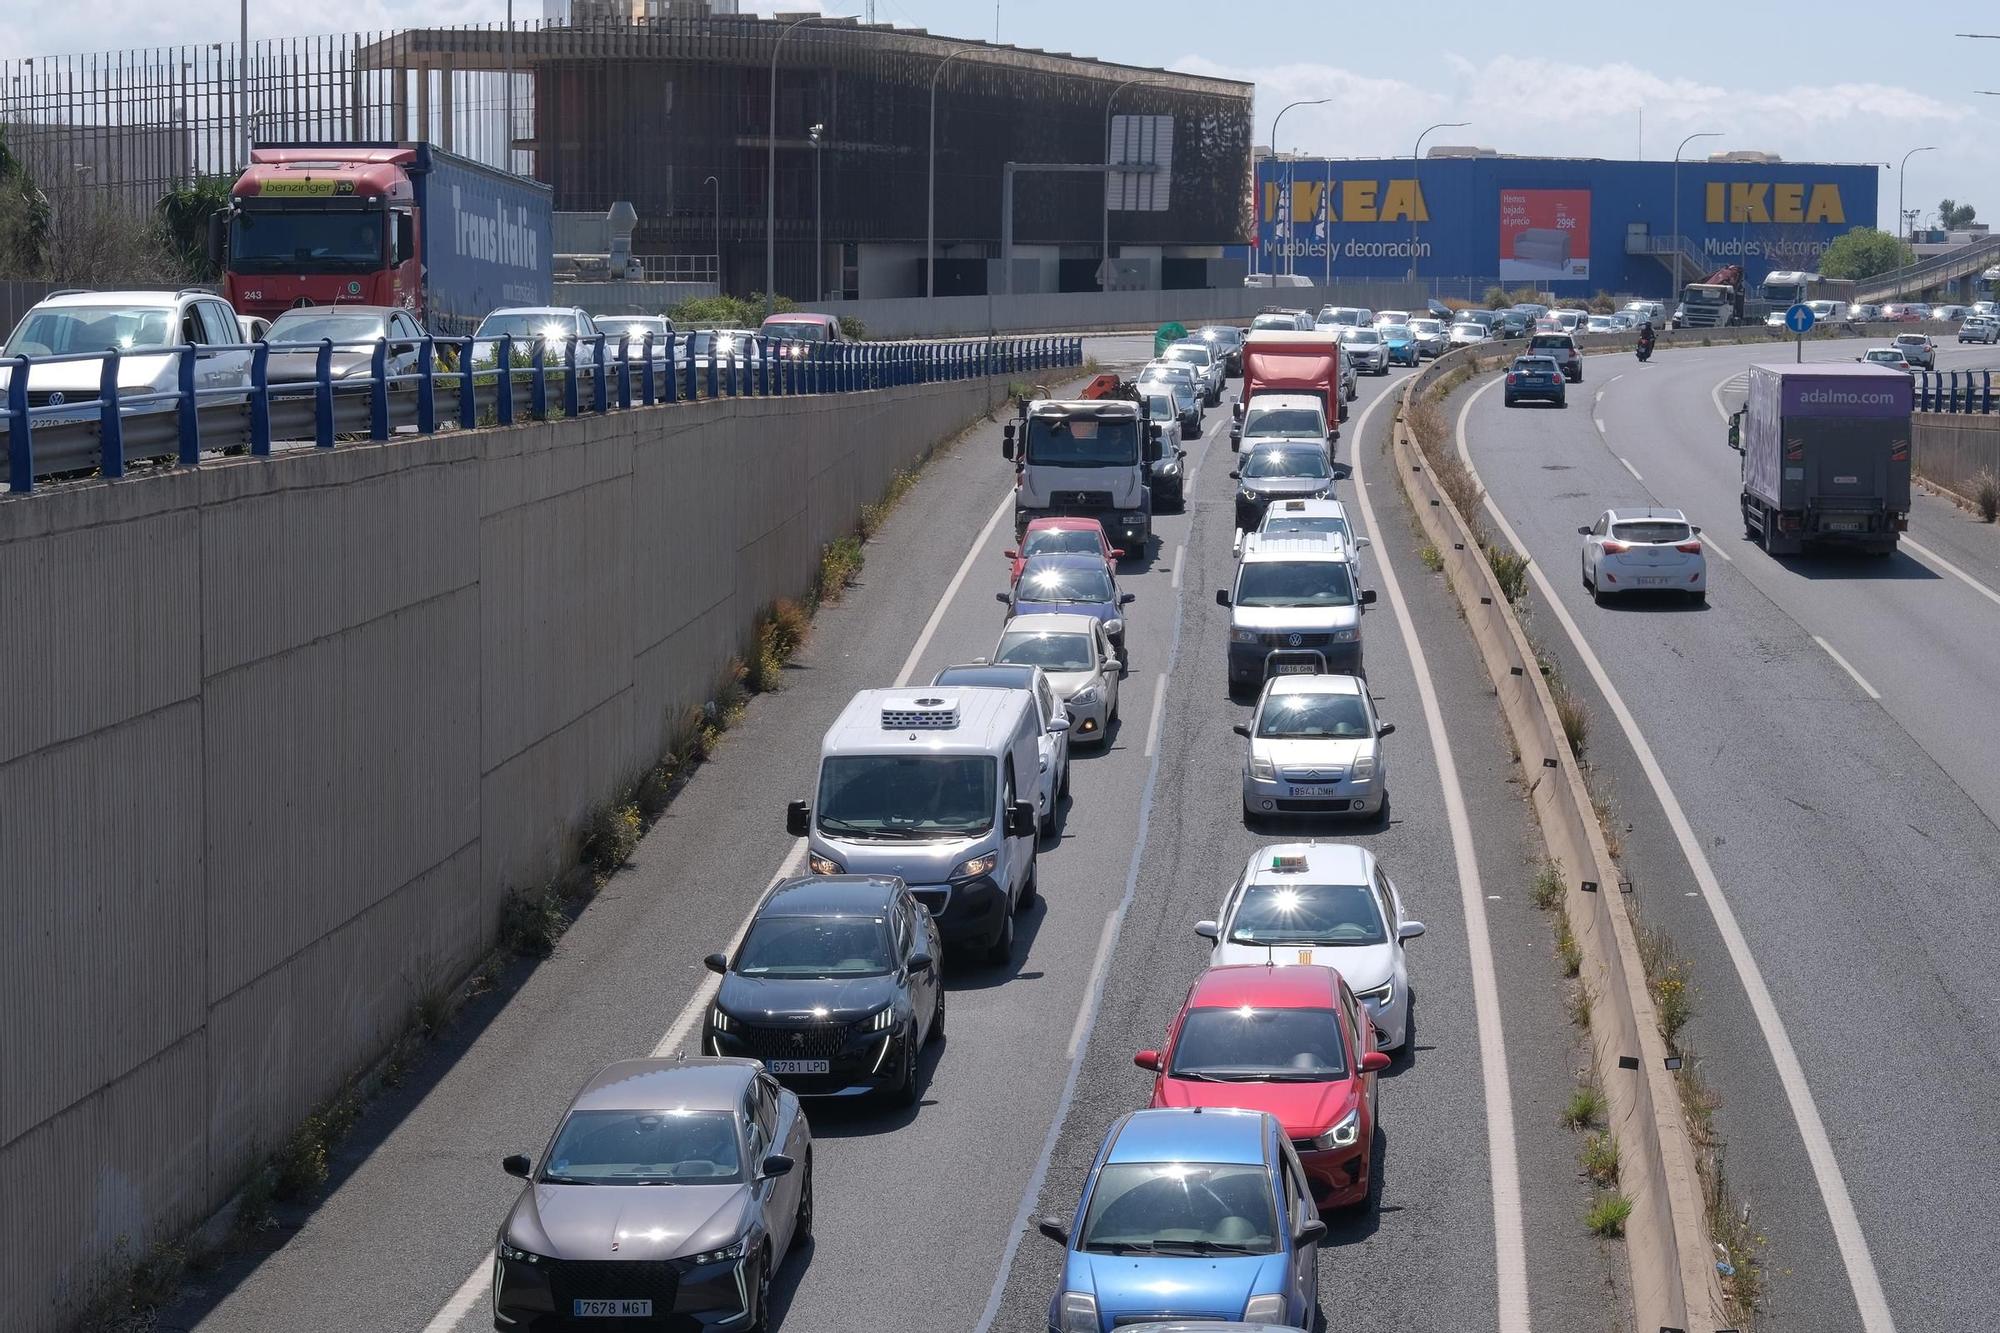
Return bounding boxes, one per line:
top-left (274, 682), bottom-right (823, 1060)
top-left (1601, 539), bottom-right (1629, 554)
top-left (1506, 373), bottom-right (1518, 384)
top-left (1675, 541), bottom-right (1702, 553)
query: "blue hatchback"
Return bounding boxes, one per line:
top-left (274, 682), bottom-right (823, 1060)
top-left (1379, 323), bottom-right (1421, 366)
top-left (1038, 1108), bottom-right (1322, 1333)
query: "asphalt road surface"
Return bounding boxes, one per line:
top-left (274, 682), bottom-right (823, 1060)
top-left (160, 346), bottom-right (1630, 1333)
top-left (1453, 334), bottom-right (2000, 1333)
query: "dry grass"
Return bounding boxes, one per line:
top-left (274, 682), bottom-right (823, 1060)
top-left (1638, 921), bottom-right (1695, 1046)
top-left (1588, 784), bottom-right (1624, 860)
top-left (1530, 858), bottom-right (1565, 910)
top-left (1555, 912), bottom-right (1582, 978)
top-left (1581, 1131), bottom-right (1621, 1186)
top-left (1979, 470), bottom-right (1999, 523)
top-left (1487, 547), bottom-right (1530, 602)
top-left (1553, 681), bottom-right (1590, 762)
top-left (1418, 543), bottom-right (1443, 572)
top-left (749, 597), bottom-right (813, 692)
top-left (817, 536), bottom-right (865, 604)
top-left (581, 800), bottom-right (642, 874)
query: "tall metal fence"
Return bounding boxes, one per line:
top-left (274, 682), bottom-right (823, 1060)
top-left (1916, 368), bottom-right (2000, 414)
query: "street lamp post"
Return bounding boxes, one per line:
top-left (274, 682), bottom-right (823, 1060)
top-left (1267, 97), bottom-right (1329, 280)
top-left (703, 174), bottom-right (720, 290)
top-left (1897, 146), bottom-right (1938, 299)
top-left (765, 13), bottom-right (828, 317)
top-left (1102, 77), bottom-right (1169, 293)
top-left (239, 0), bottom-right (250, 164)
top-left (809, 123), bottom-right (825, 300)
top-left (1410, 121), bottom-right (1468, 287)
top-left (926, 48), bottom-right (971, 299)
top-left (1672, 131), bottom-right (1723, 295)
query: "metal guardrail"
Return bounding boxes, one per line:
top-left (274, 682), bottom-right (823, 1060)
top-left (1916, 368), bottom-right (1999, 414)
top-left (2, 331), bottom-right (1084, 493)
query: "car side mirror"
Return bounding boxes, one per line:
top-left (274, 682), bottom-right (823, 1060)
top-left (1146, 437), bottom-right (1163, 462)
top-left (1576, 525), bottom-right (1591, 535)
top-left (1295, 1218), bottom-right (1328, 1246)
top-left (1361, 1051), bottom-right (1392, 1074)
top-left (1214, 589), bottom-right (1231, 607)
top-left (502, 1154), bottom-right (532, 1179)
top-left (1119, 592), bottom-right (1136, 605)
top-left (995, 592), bottom-right (1011, 604)
top-left (1360, 589), bottom-right (1377, 606)
top-left (1002, 438), bottom-right (1016, 461)
top-left (759, 1153), bottom-right (796, 1180)
top-left (392, 341), bottom-right (416, 356)
top-left (1228, 470), bottom-right (1241, 480)
top-left (1037, 1217), bottom-right (1070, 1246)
top-left (1377, 722), bottom-right (1396, 737)
top-left (786, 801), bottom-right (810, 837)
top-left (1691, 525), bottom-right (1702, 535)
top-left (1194, 919), bottom-right (1220, 940)
top-left (1048, 714), bottom-right (1071, 733)
top-left (1398, 920), bottom-right (1426, 942)
top-left (1110, 548), bottom-right (1126, 560)
top-left (1134, 1049), bottom-right (1163, 1072)
top-left (1232, 723), bottom-right (1250, 738)
top-left (1007, 801), bottom-right (1037, 837)
top-left (1356, 536), bottom-right (1373, 548)
top-left (908, 951), bottom-right (934, 974)
top-left (1003, 549), bottom-right (1019, 560)
top-left (703, 951), bottom-right (730, 976)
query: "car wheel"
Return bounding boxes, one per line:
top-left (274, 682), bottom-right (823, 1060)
top-left (794, 1156), bottom-right (814, 1241)
top-left (1058, 758), bottom-right (1071, 800)
top-left (1038, 802), bottom-right (1054, 840)
top-left (890, 1033), bottom-right (921, 1107)
top-left (748, 1245), bottom-right (774, 1332)
top-left (928, 986), bottom-right (945, 1045)
top-left (1375, 790), bottom-right (1391, 824)
top-left (986, 907), bottom-right (1015, 964)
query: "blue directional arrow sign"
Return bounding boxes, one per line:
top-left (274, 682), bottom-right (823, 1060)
top-left (1784, 302), bottom-right (1816, 334)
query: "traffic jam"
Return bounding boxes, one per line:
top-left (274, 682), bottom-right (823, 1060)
top-left (480, 309), bottom-right (1434, 1333)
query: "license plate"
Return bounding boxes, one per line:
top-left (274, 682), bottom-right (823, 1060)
top-left (1289, 784), bottom-right (1341, 797)
top-left (766, 1059), bottom-right (830, 1075)
top-left (574, 1300), bottom-right (653, 1317)
top-left (1637, 576), bottom-right (1671, 586)
top-left (1273, 663), bottom-right (1317, 675)
top-left (1826, 518), bottom-right (1862, 532)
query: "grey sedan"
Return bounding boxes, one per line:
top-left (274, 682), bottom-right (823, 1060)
top-left (493, 1058), bottom-right (812, 1331)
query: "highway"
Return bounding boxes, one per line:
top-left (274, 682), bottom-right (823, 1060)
top-left (161, 341), bottom-right (1624, 1333)
top-left (1453, 335), bottom-right (2000, 1333)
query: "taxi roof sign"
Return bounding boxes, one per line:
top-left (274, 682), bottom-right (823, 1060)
top-left (1282, 500), bottom-right (1306, 510)
top-left (1269, 853), bottom-right (1310, 872)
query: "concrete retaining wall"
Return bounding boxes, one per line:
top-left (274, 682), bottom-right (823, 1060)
top-left (0, 372), bottom-right (1009, 1331)
top-left (1913, 411), bottom-right (2000, 505)
top-left (813, 282), bottom-right (1431, 339)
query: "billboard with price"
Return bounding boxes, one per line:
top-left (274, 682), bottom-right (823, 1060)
top-left (1499, 188), bottom-right (1590, 282)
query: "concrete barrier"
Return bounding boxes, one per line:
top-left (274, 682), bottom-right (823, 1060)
top-left (0, 371), bottom-right (1014, 1331)
top-left (1390, 344), bottom-right (1727, 1332)
top-left (811, 283), bottom-right (1431, 339)
top-left (1913, 411), bottom-right (2000, 506)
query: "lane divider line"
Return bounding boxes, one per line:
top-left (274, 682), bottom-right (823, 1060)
top-left (1459, 373), bottom-right (1899, 1333)
top-left (1067, 911), bottom-right (1121, 1059)
top-left (1142, 674), bottom-right (1168, 758)
top-left (1620, 457), bottom-right (1643, 482)
top-left (1812, 635), bottom-right (1882, 700)
top-left (895, 488), bottom-right (1017, 688)
top-left (1346, 380), bottom-right (1533, 1333)
top-left (1171, 542), bottom-right (1186, 591)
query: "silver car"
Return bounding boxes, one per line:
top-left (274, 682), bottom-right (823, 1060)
top-left (1235, 672), bottom-right (1393, 822)
top-left (988, 612), bottom-right (1122, 747)
top-left (494, 1058), bottom-right (812, 1330)
top-left (1163, 339), bottom-right (1225, 405)
top-left (1340, 326), bottom-right (1390, 374)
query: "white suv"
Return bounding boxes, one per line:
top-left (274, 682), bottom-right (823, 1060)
top-left (0, 288), bottom-right (252, 423)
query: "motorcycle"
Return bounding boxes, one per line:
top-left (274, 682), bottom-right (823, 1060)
top-left (1636, 335), bottom-right (1656, 364)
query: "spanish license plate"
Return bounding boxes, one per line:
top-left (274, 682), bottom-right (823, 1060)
top-left (1637, 576), bottom-right (1671, 586)
top-left (1289, 785), bottom-right (1341, 797)
top-left (766, 1059), bottom-right (830, 1075)
top-left (574, 1300), bottom-right (653, 1317)
top-left (1826, 518), bottom-right (1863, 532)
top-left (1273, 662), bottom-right (1317, 675)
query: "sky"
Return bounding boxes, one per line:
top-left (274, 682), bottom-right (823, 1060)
top-left (4, 0), bottom-right (1994, 231)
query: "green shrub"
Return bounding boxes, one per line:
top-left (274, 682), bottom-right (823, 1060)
top-left (1556, 914), bottom-right (1582, 978)
top-left (1530, 859), bottom-right (1565, 910)
top-left (1418, 543), bottom-right (1443, 572)
top-left (1562, 1084), bottom-right (1605, 1131)
top-left (1487, 547), bottom-right (1529, 602)
top-left (1585, 1191), bottom-right (1633, 1237)
top-left (1581, 1131), bottom-right (1620, 1186)
top-left (836, 315), bottom-right (868, 340)
top-left (818, 535), bottom-right (864, 604)
top-left (581, 800), bottom-right (642, 873)
top-left (500, 884), bottom-right (566, 957)
top-left (272, 1089), bottom-right (362, 1200)
top-left (1553, 682), bottom-right (1589, 760)
top-left (749, 597), bottom-right (813, 691)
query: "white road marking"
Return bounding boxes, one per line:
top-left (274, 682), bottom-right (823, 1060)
top-left (421, 1263), bottom-right (490, 1333)
top-left (1067, 911), bottom-right (1121, 1059)
top-left (1459, 371), bottom-right (1899, 1333)
top-left (1812, 634), bottom-right (1882, 700)
top-left (1619, 456), bottom-right (1643, 481)
top-left (894, 488), bottom-right (1016, 688)
top-left (1171, 542), bottom-right (1186, 590)
top-left (1346, 382), bottom-right (1532, 1333)
top-left (1705, 540), bottom-right (1734, 564)
top-left (1142, 674), bottom-right (1168, 758)
top-left (652, 842), bottom-right (809, 1058)
top-left (1594, 418), bottom-right (1607, 436)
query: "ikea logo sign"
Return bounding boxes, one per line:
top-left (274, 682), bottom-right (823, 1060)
top-left (1262, 178), bottom-right (1431, 224)
top-left (1705, 182), bottom-right (1846, 225)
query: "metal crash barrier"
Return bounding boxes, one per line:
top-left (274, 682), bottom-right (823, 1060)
top-left (1915, 369), bottom-right (1997, 414)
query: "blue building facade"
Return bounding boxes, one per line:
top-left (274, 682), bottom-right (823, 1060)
top-left (1249, 155), bottom-right (1881, 298)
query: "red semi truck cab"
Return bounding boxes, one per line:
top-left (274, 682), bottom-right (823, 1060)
top-left (221, 145), bottom-right (423, 324)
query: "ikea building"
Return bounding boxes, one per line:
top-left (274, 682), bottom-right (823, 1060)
top-left (1251, 150), bottom-right (1881, 298)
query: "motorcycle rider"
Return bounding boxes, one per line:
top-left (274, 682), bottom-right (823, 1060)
top-left (1637, 319), bottom-right (1657, 361)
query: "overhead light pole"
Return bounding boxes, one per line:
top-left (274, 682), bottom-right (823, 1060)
top-left (1897, 145), bottom-right (1938, 299)
top-left (766, 12), bottom-right (831, 317)
top-left (1410, 120), bottom-right (1467, 287)
top-left (703, 174), bottom-right (720, 290)
top-left (239, 0), bottom-right (250, 163)
top-left (1268, 97), bottom-right (1329, 278)
top-left (1672, 130), bottom-right (1723, 293)
top-left (1102, 77), bottom-right (1170, 293)
top-left (926, 47), bottom-right (972, 299)
top-left (809, 123), bottom-right (825, 300)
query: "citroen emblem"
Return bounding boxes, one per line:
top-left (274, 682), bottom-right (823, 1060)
top-left (1288, 632), bottom-right (1302, 647)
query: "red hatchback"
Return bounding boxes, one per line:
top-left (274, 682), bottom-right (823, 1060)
top-left (1136, 964), bottom-right (1389, 1209)
top-left (1003, 517), bottom-right (1124, 585)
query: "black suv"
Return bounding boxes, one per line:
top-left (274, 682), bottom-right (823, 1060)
top-left (1527, 331), bottom-right (1584, 383)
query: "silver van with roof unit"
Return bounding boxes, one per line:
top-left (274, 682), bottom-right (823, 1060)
top-left (1217, 538), bottom-right (1376, 690)
top-left (787, 687), bottom-right (1046, 965)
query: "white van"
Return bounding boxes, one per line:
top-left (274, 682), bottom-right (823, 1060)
top-left (787, 687), bottom-right (1045, 966)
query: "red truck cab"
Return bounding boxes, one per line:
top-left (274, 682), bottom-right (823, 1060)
top-left (220, 145), bottom-right (420, 324)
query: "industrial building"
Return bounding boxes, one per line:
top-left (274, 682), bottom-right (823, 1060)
top-left (1250, 147), bottom-right (1882, 299)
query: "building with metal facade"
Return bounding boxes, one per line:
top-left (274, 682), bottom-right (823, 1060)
top-left (1252, 152), bottom-right (1881, 299)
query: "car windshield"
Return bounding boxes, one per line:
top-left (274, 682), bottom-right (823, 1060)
top-left (1380, 324), bottom-right (1413, 340)
top-left (1894, 335), bottom-right (1926, 346)
top-left (1529, 336), bottom-right (1571, 352)
top-left (1345, 329), bottom-right (1381, 345)
top-left (477, 313), bottom-right (580, 341)
top-left (1145, 393), bottom-right (1176, 419)
top-left (1200, 326), bottom-right (1242, 345)
top-left (1252, 315), bottom-right (1295, 330)
top-left (1611, 520), bottom-right (1693, 544)
top-left (1019, 561), bottom-right (1114, 602)
top-left (763, 319), bottom-right (830, 342)
top-left (542, 1108), bottom-right (744, 1185)
top-left (1024, 416), bottom-right (1140, 468)
top-left (735, 913), bottom-right (895, 978)
top-left (1166, 345), bottom-right (1209, 366)
top-left (267, 313), bottom-right (391, 345)
top-left (1078, 1162), bottom-right (1280, 1255)
top-left (1168, 1006), bottom-right (1349, 1081)
top-left (1228, 881), bottom-right (1386, 945)
top-left (995, 629), bottom-right (1097, 672)
top-left (1866, 351), bottom-right (1905, 365)
top-left (4, 306), bottom-right (174, 355)
top-left (1512, 357), bottom-right (1560, 374)
top-left (606, 319), bottom-right (669, 340)
top-left (1243, 408), bottom-right (1324, 436)
top-left (816, 754), bottom-right (995, 839)
top-left (1409, 319), bottom-right (1442, 335)
top-left (229, 207), bottom-right (383, 273)
top-left (1234, 560), bottom-right (1355, 608)
top-left (1241, 447), bottom-right (1330, 480)
top-left (1451, 324), bottom-right (1482, 338)
top-left (1023, 528), bottom-right (1104, 558)
top-left (1256, 691), bottom-right (1371, 738)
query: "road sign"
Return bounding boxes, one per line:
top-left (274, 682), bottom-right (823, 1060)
top-left (1784, 302), bottom-right (1816, 334)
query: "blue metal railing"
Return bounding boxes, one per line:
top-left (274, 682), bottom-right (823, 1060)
top-left (1916, 369), bottom-right (1998, 414)
top-left (2, 330), bottom-right (1086, 493)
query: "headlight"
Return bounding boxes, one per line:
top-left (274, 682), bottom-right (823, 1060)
top-left (1356, 980), bottom-right (1394, 1011)
top-left (1313, 1106), bottom-right (1361, 1150)
top-left (1310, 487), bottom-right (1331, 499)
top-left (1229, 627), bottom-right (1260, 644)
top-left (1069, 686), bottom-right (1101, 707)
top-left (497, 1239), bottom-right (545, 1264)
top-left (950, 851), bottom-right (999, 881)
top-left (1350, 753), bottom-right (1375, 780)
top-left (1331, 627), bottom-right (1358, 642)
top-left (808, 851), bottom-right (844, 875)
top-left (1250, 754), bottom-right (1275, 781)
top-left (683, 1236), bottom-right (749, 1267)
top-left (865, 1005), bottom-right (896, 1032)
top-left (1058, 1292), bottom-right (1099, 1333)
top-left (709, 1005), bottom-right (732, 1033)
top-left (1244, 1293), bottom-right (1289, 1323)
top-left (1239, 486), bottom-right (1257, 501)
top-left (1104, 618), bottom-right (1124, 638)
